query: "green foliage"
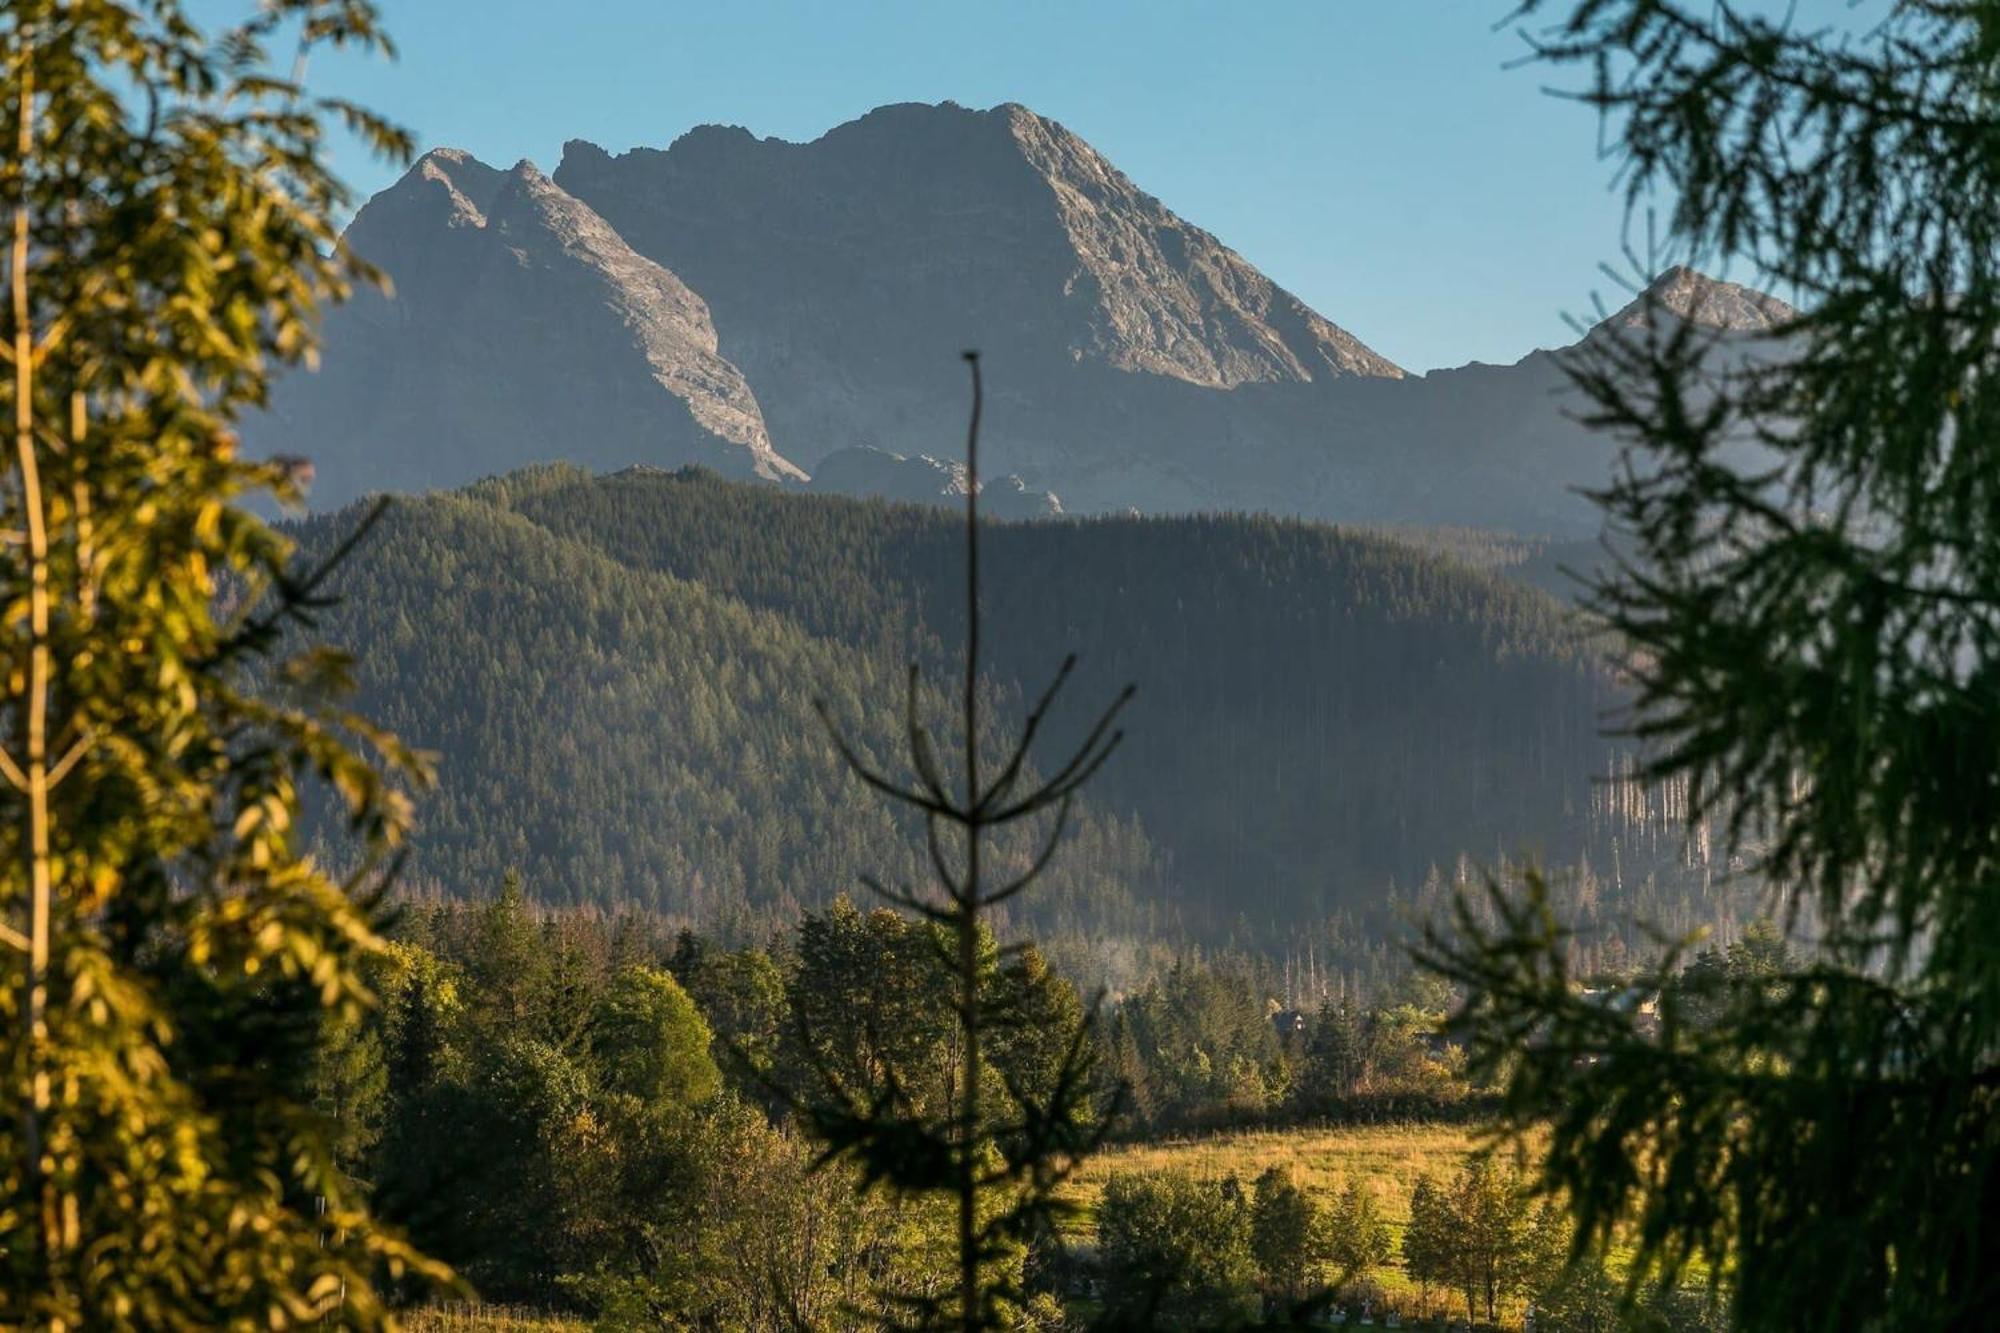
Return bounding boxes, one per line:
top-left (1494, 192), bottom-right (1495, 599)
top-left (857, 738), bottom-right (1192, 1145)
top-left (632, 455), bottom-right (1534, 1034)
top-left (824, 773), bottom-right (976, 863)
top-left (782, 898), bottom-right (963, 1117)
top-left (367, 884), bottom-right (1126, 1324)
top-left (1426, 2), bottom-right (2000, 1326)
top-left (1324, 1180), bottom-right (1393, 1288)
top-left (571, 1097), bottom-right (946, 1331)
top-left (1400, 1156), bottom-right (1537, 1324)
top-left (1095, 1170), bottom-right (1257, 1327)
top-left (1531, 1258), bottom-right (1623, 1333)
top-left (1401, 1173), bottom-right (1452, 1307)
top-left (1249, 1165), bottom-right (1325, 1303)
top-left (0, 1), bottom-right (446, 1325)
top-left (366, 893), bottom-right (965, 1318)
top-left (592, 965), bottom-right (720, 1107)
top-left (667, 929), bottom-right (787, 1088)
top-left (1114, 958), bottom-right (1286, 1129)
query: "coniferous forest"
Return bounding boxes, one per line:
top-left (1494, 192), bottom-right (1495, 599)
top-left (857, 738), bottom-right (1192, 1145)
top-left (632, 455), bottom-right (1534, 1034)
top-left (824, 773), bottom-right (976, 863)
top-left (292, 463), bottom-right (1662, 950)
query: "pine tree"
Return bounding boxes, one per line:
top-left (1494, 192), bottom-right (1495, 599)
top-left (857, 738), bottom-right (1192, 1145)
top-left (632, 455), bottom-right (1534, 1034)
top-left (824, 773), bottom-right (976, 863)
top-left (1249, 1165), bottom-right (1325, 1306)
top-left (796, 356), bottom-right (1133, 1329)
top-left (1325, 1180), bottom-right (1393, 1291)
top-left (1402, 1173), bottom-right (1450, 1317)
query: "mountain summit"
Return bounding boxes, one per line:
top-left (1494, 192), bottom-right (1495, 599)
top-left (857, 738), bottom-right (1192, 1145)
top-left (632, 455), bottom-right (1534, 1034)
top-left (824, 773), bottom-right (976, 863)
top-left (555, 103), bottom-right (1399, 399)
top-left (1602, 265), bottom-right (1798, 334)
top-left (547, 101), bottom-right (1404, 504)
top-left (250, 102), bottom-right (1794, 533)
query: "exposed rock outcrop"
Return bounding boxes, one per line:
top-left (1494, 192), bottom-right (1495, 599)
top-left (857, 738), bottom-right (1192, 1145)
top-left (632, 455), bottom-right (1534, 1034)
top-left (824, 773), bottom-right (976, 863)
top-left (807, 445), bottom-right (1063, 519)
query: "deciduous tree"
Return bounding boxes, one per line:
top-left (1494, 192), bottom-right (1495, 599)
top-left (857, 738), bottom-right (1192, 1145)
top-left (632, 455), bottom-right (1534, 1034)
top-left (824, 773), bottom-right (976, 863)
top-left (0, 2), bottom-right (444, 1325)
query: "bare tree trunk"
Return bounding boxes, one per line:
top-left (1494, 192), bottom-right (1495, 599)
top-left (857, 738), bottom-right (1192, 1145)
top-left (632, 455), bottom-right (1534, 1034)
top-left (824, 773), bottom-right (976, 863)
top-left (956, 355), bottom-right (984, 1333)
top-left (7, 33), bottom-right (53, 1244)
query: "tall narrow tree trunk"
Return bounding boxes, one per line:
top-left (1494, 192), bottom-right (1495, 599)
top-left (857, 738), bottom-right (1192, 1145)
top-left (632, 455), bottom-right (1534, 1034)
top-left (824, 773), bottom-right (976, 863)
top-left (9, 35), bottom-right (54, 1252)
top-left (956, 353), bottom-right (984, 1333)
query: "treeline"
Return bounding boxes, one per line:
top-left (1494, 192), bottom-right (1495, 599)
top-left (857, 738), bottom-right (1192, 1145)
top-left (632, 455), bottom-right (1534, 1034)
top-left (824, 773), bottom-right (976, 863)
top-left (340, 881), bottom-right (1781, 1324)
top-left (289, 465), bottom-right (1650, 944)
top-left (342, 884), bottom-right (1469, 1315)
top-left (343, 886), bottom-right (1080, 1321)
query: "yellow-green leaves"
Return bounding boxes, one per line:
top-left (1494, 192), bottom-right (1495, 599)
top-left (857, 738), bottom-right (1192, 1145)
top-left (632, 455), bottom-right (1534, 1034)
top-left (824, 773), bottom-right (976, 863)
top-left (0, 2), bottom-right (447, 1327)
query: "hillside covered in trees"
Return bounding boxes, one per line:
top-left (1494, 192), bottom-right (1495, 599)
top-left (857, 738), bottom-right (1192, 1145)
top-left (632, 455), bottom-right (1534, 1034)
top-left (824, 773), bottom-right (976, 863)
top-left (294, 466), bottom-right (1632, 943)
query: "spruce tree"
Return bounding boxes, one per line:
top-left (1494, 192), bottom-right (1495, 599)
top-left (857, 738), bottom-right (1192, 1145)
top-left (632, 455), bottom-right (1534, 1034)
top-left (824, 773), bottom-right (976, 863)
top-left (798, 355), bottom-right (1133, 1330)
top-left (1426, 2), bottom-right (2000, 1325)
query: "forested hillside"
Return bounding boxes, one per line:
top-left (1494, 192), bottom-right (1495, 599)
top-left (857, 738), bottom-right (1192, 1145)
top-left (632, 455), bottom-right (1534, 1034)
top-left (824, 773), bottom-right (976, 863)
top-left (294, 466), bottom-right (1626, 941)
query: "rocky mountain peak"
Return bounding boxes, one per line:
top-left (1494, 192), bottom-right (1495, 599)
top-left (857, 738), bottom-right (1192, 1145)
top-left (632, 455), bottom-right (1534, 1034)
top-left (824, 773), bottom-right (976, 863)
top-left (1603, 265), bottom-right (1798, 334)
top-left (554, 100), bottom-right (1401, 399)
top-left (254, 145), bottom-right (805, 504)
top-left (349, 147), bottom-right (503, 242)
top-left (997, 103), bottom-right (1403, 385)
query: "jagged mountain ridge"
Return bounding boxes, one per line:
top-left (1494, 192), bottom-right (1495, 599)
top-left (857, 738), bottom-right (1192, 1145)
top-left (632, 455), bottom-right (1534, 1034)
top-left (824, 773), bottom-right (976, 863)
top-left (260, 150), bottom-right (803, 504)
top-left (805, 446), bottom-right (1063, 518)
top-left (256, 101), bottom-right (1791, 532)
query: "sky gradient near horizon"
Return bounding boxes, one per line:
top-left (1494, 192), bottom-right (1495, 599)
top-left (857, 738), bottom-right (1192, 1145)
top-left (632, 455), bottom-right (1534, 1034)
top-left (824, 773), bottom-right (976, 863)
top-left (276, 1), bottom-right (1672, 373)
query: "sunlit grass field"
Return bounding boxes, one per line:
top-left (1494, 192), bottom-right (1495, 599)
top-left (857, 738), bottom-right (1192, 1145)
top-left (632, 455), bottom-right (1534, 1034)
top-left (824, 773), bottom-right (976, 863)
top-left (1059, 1122), bottom-right (1538, 1313)
top-left (1061, 1122), bottom-right (1507, 1237)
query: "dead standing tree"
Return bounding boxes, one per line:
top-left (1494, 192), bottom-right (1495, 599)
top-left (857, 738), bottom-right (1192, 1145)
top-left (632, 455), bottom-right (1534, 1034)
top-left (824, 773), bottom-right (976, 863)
top-left (801, 352), bottom-right (1133, 1331)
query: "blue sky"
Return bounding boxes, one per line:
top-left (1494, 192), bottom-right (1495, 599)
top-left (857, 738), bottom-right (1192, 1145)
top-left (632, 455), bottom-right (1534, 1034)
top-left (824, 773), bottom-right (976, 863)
top-left (282, 1), bottom-right (1655, 373)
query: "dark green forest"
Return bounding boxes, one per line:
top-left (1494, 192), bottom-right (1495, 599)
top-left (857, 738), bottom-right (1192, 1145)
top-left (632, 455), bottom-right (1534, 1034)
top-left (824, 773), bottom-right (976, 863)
top-left (294, 465), bottom-right (1646, 947)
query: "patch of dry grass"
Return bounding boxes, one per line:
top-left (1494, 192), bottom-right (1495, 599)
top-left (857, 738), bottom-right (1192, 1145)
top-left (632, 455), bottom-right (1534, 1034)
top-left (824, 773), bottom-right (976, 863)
top-left (402, 1304), bottom-right (585, 1332)
top-left (1063, 1122), bottom-right (1513, 1236)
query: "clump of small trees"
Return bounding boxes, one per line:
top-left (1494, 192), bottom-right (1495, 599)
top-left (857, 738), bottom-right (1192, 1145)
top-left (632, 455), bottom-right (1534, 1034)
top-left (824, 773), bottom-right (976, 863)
top-left (1402, 1156), bottom-right (1563, 1327)
top-left (1093, 1165), bottom-right (1393, 1323)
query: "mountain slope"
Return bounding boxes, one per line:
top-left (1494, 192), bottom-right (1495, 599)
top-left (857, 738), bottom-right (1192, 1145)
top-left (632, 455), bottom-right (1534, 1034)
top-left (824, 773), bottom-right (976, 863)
top-left (260, 152), bottom-right (803, 507)
top-left (298, 467), bottom-right (1635, 940)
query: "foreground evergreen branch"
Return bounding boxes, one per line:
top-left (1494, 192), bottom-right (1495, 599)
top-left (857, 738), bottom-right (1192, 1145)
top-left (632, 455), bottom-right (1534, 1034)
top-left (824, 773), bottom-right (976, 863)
top-left (802, 354), bottom-right (1134, 1331)
top-left (1424, 3), bottom-right (2000, 1327)
top-left (0, 2), bottom-right (450, 1325)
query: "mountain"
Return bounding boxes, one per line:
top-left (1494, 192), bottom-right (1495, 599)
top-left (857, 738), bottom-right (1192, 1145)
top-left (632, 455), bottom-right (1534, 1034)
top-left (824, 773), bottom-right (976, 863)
top-left (1598, 265), bottom-right (1798, 335)
top-left (254, 102), bottom-right (1794, 535)
top-left (260, 151), bottom-right (804, 506)
top-left (547, 101), bottom-right (1411, 515)
top-left (292, 466), bottom-right (1663, 942)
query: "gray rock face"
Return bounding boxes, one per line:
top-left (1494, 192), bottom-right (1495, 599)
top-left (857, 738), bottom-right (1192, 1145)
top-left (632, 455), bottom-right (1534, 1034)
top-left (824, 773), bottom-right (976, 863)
top-left (548, 102), bottom-right (1407, 513)
top-left (254, 103), bottom-right (1794, 536)
top-left (254, 151), bottom-right (802, 506)
top-left (807, 445), bottom-right (1063, 519)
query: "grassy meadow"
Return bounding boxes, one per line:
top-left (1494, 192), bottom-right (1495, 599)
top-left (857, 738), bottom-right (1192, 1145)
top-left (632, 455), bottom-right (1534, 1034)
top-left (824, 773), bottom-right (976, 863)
top-left (1061, 1122), bottom-right (1505, 1239)
top-left (1060, 1122), bottom-right (1534, 1314)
